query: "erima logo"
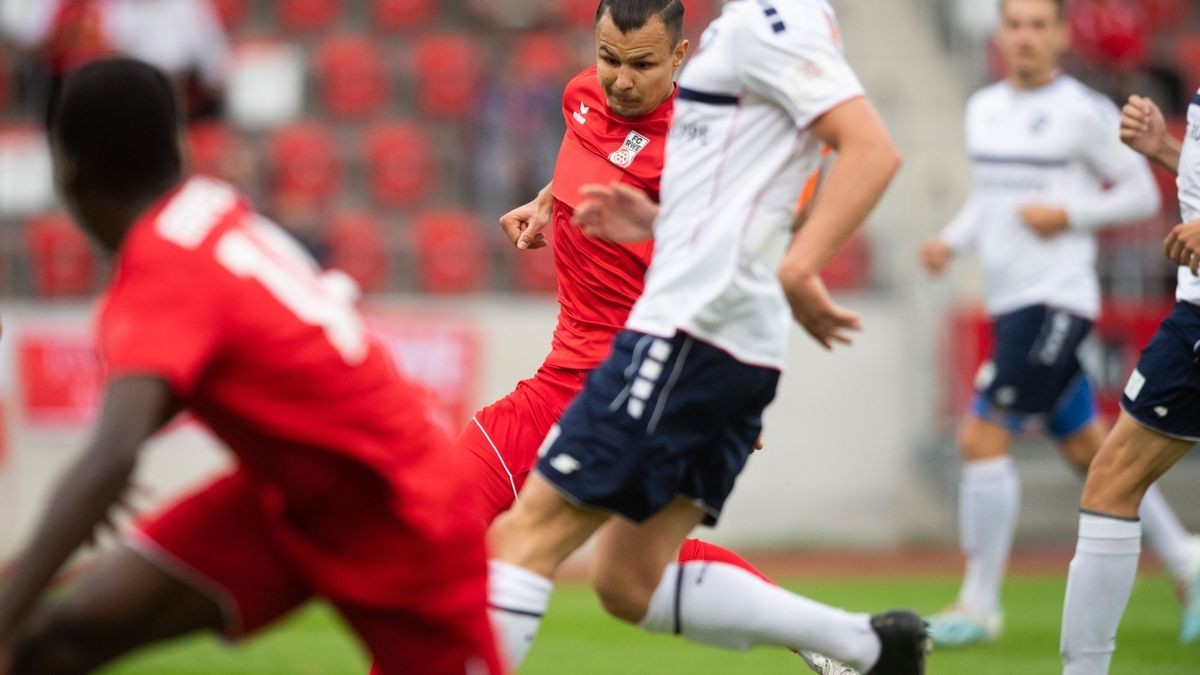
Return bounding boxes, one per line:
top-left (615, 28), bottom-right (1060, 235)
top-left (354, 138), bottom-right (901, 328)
top-left (609, 131), bottom-right (651, 168)
top-left (549, 454), bottom-right (582, 475)
top-left (573, 102), bottom-right (590, 125)
top-left (1154, 406), bottom-right (1169, 418)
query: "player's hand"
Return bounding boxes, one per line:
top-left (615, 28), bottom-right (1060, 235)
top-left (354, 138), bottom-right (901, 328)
top-left (1120, 95), bottom-right (1168, 160)
top-left (573, 182), bottom-right (658, 243)
top-left (919, 237), bottom-right (953, 276)
top-left (753, 435), bottom-right (765, 452)
top-left (1165, 220), bottom-right (1200, 276)
top-left (498, 188), bottom-right (552, 250)
top-left (779, 271), bottom-right (861, 350)
top-left (1020, 204), bottom-right (1070, 238)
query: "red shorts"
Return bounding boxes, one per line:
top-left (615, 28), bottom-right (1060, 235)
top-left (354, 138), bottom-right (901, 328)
top-left (457, 365), bottom-right (588, 525)
top-left (128, 470), bottom-right (501, 675)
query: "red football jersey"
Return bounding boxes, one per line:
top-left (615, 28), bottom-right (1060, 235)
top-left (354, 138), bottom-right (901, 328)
top-left (546, 66), bottom-right (674, 370)
top-left (98, 177), bottom-right (462, 540)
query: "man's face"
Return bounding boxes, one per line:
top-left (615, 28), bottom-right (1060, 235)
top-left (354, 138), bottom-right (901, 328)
top-left (594, 11), bottom-right (687, 118)
top-left (996, 0), bottom-right (1068, 82)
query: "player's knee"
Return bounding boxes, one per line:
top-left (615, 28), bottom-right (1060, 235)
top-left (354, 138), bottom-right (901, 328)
top-left (591, 570), bottom-right (652, 624)
top-left (957, 417), bottom-right (1008, 461)
top-left (10, 607), bottom-right (98, 675)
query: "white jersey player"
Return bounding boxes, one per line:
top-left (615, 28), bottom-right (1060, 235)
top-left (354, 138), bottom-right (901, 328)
top-left (1060, 87), bottom-right (1200, 673)
top-left (485, 1), bottom-right (928, 674)
top-left (919, 0), bottom-right (1200, 651)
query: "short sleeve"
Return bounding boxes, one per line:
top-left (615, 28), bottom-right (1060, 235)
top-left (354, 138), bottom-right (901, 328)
top-left (733, 8), bottom-right (864, 129)
top-left (99, 237), bottom-right (225, 397)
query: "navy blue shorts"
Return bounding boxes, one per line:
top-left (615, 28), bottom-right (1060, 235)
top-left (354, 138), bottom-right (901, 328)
top-left (535, 330), bottom-right (779, 526)
top-left (971, 304), bottom-right (1097, 439)
top-left (1121, 302), bottom-right (1200, 442)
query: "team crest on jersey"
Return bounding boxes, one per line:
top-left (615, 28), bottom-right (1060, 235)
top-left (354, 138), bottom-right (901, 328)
top-left (609, 131), bottom-right (650, 168)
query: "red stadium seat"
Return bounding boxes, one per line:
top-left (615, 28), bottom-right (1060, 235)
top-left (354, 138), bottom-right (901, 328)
top-left (1068, 0), bottom-right (1149, 72)
top-left (512, 237), bottom-right (557, 294)
top-left (278, 0), bottom-right (342, 33)
top-left (1142, 0), bottom-right (1190, 29)
top-left (558, 0), bottom-right (597, 29)
top-left (1173, 36), bottom-right (1200, 95)
top-left (410, 34), bottom-right (483, 121)
top-left (315, 36), bottom-right (390, 120)
top-left (325, 212), bottom-right (391, 293)
top-left (364, 122), bottom-right (435, 207)
top-left (411, 210), bottom-right (489, 293)
top-left (210, 0), bottom-right (251, 29)
top-left (24, 214), bottom-right (96, 297)
top-left (512, 33), bottom-right (577, 84)
top-left (372, 0), bottom-right (437, 31)
top-left (266, 123), bottom-right (340, 206)
top-left (185, 122), bottom-right (233, 178)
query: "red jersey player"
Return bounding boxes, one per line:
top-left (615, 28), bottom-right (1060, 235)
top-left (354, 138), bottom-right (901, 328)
top-left (462, 0), bottom-right (798, 657)
top-left (0, 59), bottom-right (500, 675)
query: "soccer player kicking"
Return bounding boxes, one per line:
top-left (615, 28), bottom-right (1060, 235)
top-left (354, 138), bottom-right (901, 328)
top-left (471, 3), bottom-right (844, 671)
top-left (919, 0), bottom-right (1200, 649)
top-left (485, 0), bottom-right (928, 673)
top-left (0, 59), bottom-right (500, 675)
top-left (1059, 90), bottom-right (1200, 674)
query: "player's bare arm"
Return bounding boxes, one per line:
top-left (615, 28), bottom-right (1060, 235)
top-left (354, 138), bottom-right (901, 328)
top-left (1121, 95), bottom-right (1181, 174)
top-left (779, 97), bottom-right (901, 349)
top-left (499, 181), bottom-right (553, 250)
top-left (1165, 220), bottom-right (1200, 276)
top-left (572, 182), bottom-right (658, 243)
top-left (0, 377), bottom-right (175, 655)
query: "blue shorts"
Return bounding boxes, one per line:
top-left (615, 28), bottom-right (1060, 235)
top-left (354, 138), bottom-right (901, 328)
top-left (536, 330), bottom-right (779, 526)
top-left (971, 304), bottom-right (1097, 439)
top-left (1120, 302), bottom-right (1200, 442)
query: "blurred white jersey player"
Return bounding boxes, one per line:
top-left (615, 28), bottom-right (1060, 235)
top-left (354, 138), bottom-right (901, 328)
top-left (486, 1), bottom-right (928, 674)
top-left (920, 0), bottom-right (1200, 649)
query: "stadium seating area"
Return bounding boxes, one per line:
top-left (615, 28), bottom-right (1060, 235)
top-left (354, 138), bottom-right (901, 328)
top-left (0, 0), bottom-right (1196, 299)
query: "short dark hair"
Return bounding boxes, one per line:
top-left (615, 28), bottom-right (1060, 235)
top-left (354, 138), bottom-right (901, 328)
top-left (50, 58), bottom-right (183, 197)
top-left (594, 0), bottom-right (685, 44)
top-left (1000, 0), bottom-right (1068, 19)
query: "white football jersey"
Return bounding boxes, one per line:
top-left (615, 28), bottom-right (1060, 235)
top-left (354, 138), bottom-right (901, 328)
top-left (625, 0), bottom-right (863, 369)
top-left (939, 76), bottom-right (1159, 319)
top-left (1175, 89), bottom-right (1200, 305)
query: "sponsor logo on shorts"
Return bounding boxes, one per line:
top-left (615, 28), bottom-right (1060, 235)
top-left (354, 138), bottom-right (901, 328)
top-left (549, 453), bottom-right (582, 475)
top-left (1154, 406), bottom-right (1169, 418)
top-left (974, 361), bottom-right (996, 391)
top-left (1124, 368), bottom-right (1146, 401)
top-left (609, 131), bottom-right (651, 168)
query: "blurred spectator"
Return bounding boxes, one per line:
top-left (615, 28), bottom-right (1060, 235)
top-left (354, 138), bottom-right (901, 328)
top-left (1068, 0), bottom-right (1150, 73)
top-left (473, 33), bottom-right (575, 220)
top-left (467, 0), bottom-right (554, 29)
top-left (1, 0), bottom-right (229, 120)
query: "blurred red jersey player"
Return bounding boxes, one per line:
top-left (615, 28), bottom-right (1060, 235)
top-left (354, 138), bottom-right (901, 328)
top-left (461, 0), bottom-right (772, 618)
top-left (0, 59), bottom-right (500, 675)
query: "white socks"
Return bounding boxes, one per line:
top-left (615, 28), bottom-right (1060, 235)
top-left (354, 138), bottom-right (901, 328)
top-left (488, 560), bottom-right (553, 670)
top-left (957, 456), bottom-right (1021, 615)
top-left (1139, 483), bottom-right (1193, 579)
top-left (639, 562), bottom-right (882, 672)
top-left (1061, 513), bottom-right (1141, 675)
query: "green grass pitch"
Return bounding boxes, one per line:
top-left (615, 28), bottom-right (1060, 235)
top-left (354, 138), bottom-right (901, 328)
top-left (102, 575), bottom-right (1199, 674)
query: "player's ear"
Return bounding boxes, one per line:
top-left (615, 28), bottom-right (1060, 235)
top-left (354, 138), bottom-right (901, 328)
top-left (673, 38), bottom-right (690, 69)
